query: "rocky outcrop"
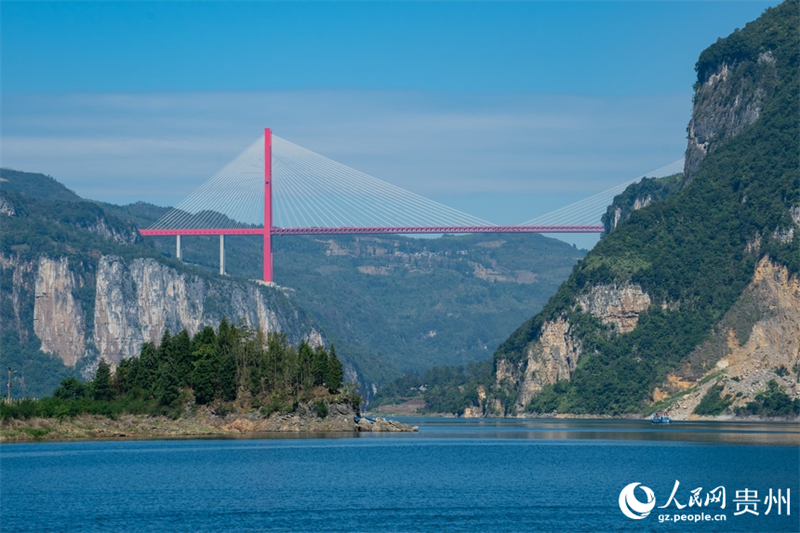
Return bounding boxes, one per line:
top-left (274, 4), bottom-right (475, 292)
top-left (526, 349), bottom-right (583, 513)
top-left (606, 197), bottom-right (653, 234)
top-left (6, 252), bottom-right (313, 370)
top-left (577, 283), bottom-right (651, 333)
top-left (661, 257), bottom-right (800, 419)
top-left (602, 175), bottom-right (682, 234)
top-left (0, 254), bottom-right (36, 347)
top-left (632, 195), bottom-right (652, 211)
top-left (33, 257), bottom-right (86, 366)
top-left (0, 402), bottom-right (418, 441)
top-left (684, 52), bottom-right (777, 182)
top-left (495, 283), bottom-right (653, 413)
top-left (0, 195), bottom-right (15, 216)
top-left (355, 416), bottom-right (418, 432)
top-left (516, 318), bottom-right (580, 408)
top-left (93, 256), bottom-right (302, 366)
top-left (208, 401), bottom-right (417, 433)
top-left (770, 205), bottom-right (800, 245)
top-left (495, 359), bottom-right (518, 387)
top-left (84, 217), bottom-right (139, 245)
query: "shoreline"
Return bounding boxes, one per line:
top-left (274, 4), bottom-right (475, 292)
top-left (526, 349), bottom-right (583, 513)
top-left (1, 402), bottom-right (418, 443)
top-left (366, 409), bottom-right (800, 422)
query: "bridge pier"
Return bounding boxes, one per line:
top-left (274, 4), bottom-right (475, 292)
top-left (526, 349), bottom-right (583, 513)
top-left (219, 235), bottom-right (225, 275)
top-left (176, 235), bottom-right (182, 261)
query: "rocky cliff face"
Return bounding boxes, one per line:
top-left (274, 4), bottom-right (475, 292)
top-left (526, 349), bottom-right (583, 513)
top-left (496, 284), bottom-right (652, 412)
top-left (602, 174), bottom-right (682, 234)
top-left (515, 318), bottom-right (580, 408)
top-left (34, 257), bottom-right (86, 366)
top-left (0, 195), bottom-right (15, 216)
top-left (94, 256), bottom-right (302, 366)
top-left (577, 283), bottom-right (651, 334)
top-left (85, 218), bottom-right (139, 245)
top-left (7, 252), bottom-right (315, 370)
top-left (0, 253), bottom-right (35, 347)
top-left (659, 257), bottom-right (799, 419)
top-left (684, 49), bottom-right (778, 182)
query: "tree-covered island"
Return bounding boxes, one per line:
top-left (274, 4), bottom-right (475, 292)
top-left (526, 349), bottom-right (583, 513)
top-left (1, 318), bottom-right (417, 441)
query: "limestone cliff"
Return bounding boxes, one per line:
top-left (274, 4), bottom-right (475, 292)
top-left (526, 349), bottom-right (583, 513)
top-left (515, 318), bottom-right (580, 408)
top-left (5, 251), bottom-right (317, 372)
top-left (602, 174), bottom-right (682, 234)
top-left (577, 283), bottom-right (651, 334)
top-left (684, 52), bottom-right (777, 182)
top-left (0, 169), bottom-right (353, 398)
top-left (34, 257), bottom-right (86, 366)
top-left (93, 255), bottom-right (304, 366)
top-left (495, 284), bottom-right (652, 413)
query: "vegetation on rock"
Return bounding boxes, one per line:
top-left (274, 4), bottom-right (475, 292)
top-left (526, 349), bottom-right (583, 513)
top-left (0, 319), bottom-right (354, 422)
top-left (693, 383), bottom-right (734, 416)
top-left (735, 380), bottom-right (800, 417)
top-left (601, 173), bottom-right (682, 234)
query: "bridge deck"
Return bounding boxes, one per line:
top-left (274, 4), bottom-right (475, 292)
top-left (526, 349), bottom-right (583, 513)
top-left (139, 225), bottom-right (604, 236)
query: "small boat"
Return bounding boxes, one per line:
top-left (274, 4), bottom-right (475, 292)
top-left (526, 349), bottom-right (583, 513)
top-left (651, 411), bottom-right (671, 424)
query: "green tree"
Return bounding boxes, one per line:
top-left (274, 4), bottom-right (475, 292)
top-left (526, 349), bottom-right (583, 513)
top-left (312, 346), bottom-right (329, 387)
top-left (156, 329), bottom-right (174, 367)
top-left (113, 356), bottom-right (139, 396)
top-left (219, 353), bottom-right (238, 402)
top-left (192, 326), bottom-right (217, 353)
top-left (296, 341), bottom-right (315, 392)
top-left (326, 344), bottom-right (344, 392)
top-left (155, 360), bottom-right (180, 406)
top-left (53, 376), bottom-right (88, 401)
top-left (265, 333), bottom-right (290, 393)
top-left (191, 345), bottom-right (218, 405)
top-left (136, 342), bottom-right (159, 393)
top-left (171, 330), bottom-right (193, 387)
top-left (92, 359), bottom-right (113, 401)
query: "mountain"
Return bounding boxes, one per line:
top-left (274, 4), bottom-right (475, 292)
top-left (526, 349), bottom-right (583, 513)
top-left (601, 173), bottom-right (682, 234)
top-left (0, 169), bottom-right (82, 202)
top-left (96, 202), bottom-right (585, 396)
top-left (478, 0), bottom-right (799, 418)
top-left (0, 173), bottom-right (322, 399)
top-left (0, 169), bottom-right (585, 399)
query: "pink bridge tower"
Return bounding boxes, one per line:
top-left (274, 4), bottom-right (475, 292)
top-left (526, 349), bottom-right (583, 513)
top-left (263, 128), bottom-right (273, 283)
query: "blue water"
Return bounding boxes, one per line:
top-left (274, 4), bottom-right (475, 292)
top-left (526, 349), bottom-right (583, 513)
top-left (1, 418), bottom-right (798, 533)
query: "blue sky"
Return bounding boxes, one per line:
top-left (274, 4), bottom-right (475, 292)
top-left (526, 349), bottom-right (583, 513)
top-left (0, 1), bottom-right (781, 247)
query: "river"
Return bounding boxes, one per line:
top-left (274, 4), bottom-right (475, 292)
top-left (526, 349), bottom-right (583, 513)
top-left (1, 418), bottom-right (798, 532)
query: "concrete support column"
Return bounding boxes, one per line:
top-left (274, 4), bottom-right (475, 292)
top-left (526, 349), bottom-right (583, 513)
top-left (219, 235), bottom-right (225, 275)
top-left (176, 235), bottom-right (182, 261)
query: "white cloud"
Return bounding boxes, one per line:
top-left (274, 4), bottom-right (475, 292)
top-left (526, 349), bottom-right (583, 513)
top-left (1, 89), bottom-right (691, 229)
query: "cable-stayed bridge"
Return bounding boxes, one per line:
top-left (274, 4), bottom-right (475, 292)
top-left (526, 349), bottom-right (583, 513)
top-left (139, 128), bottom-right (683, 283)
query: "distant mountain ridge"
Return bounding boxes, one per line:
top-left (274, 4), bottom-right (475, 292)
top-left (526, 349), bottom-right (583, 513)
top-left (0, 167), bottom-right (585, 400)
top-left (0, 169), bottom-right (82, 202)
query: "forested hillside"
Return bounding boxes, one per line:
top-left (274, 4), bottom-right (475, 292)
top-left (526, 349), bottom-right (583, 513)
top-left (481, 0), bottom-right (799, 417)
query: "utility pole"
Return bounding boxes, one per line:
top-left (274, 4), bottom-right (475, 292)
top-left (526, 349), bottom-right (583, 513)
top-left (6, 366), bottom-right (15, 402)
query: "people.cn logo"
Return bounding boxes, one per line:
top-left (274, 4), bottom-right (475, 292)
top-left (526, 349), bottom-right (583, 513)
top-left (619, 482), bottom-right (656, 519)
